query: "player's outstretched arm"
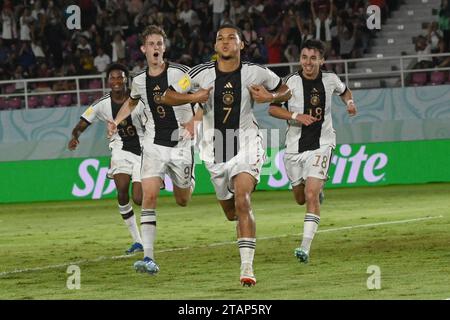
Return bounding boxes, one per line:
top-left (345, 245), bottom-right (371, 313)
top-left (272, 83), bottom-right (292, 103)
top-left (107, 97), bottom-right (138, 137)
top-left (161, 87), bottom-right (212, 106)
top-left (68, 119), bottom-right (90, 150)
top-left (340, 88), bottom-right (357, 116)
top-left (181, 107), bottom-right (203, 139)
top-left (268, 104), bottom-right (318, 126)
top-left (249, 83), bottom-right (292, 104)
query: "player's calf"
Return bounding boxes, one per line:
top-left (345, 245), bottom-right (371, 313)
top-left (173, 186), bottom-right (192, 207)
top-left (174, 192), bottom-right (191, 207)
top-left (175, 196), bottom-right (189, 207)
top-left (295, 195), bottom-right (306, 206)
top-left (292, 183), bottom-right (306, 205)
top-left (219, 198), bottom-right (237, 221)
top-left (132, 195), bottom-right (142, 206)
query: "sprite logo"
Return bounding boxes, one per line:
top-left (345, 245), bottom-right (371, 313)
top-left (72, 159), bottom-right (174, 199)
top-left (331, 144), bottom-right (388, 184)
top-left (72, 144), bottom-right (388, 199)
top-left (72, 159), bottom-right (116, 199)
top-left (268, 144), bottom-right (388, 187)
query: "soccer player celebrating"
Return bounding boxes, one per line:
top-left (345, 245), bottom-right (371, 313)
top-left (108, 25), bottom-right (195, 275)
top-left (68, 63), bottom-right (145, 255)
top-left (269, 39), bottom-right (357, 263)
top-left (161, 24), bottom-right (292, 286)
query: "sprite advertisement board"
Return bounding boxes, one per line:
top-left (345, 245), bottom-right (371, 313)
top-left (1, 139), bottom-right (449, 203)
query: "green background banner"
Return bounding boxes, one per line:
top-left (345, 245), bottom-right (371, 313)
top-left (1, 139), bottom-right (449, 203)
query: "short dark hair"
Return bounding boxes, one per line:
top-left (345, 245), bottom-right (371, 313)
top-left (140, 25), bottom-right (167, 45)
top-left (105, 63), bottom-right (129, 79)
top-left (301, 39), bottom-right (326, 58)
top-left (217, 23), bottom-right (243, 41)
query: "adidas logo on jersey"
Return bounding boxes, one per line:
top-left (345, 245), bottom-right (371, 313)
top-left (153, 85), bottom-right (161, 91)
top-left (224, 82), bottom-right (233, 89)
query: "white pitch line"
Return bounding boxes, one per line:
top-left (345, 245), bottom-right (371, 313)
top-left (0, 215), bottom-right (443, 277)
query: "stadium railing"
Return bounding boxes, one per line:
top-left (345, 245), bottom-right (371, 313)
top-left (0, 74), bottom-right (107, 110)
top-left (1, 52), bottom-right (450, 110)
top-left (267, 52), bottom-right (450, 88)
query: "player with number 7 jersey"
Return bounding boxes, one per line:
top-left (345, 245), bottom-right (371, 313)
top-left (161, 24), bottom-right (292, 286)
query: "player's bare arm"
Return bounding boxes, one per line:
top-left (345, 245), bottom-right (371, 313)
top-left (340, 88), bottom-right (357, 116)
top-left (248, 83), bottom-right (292, 103)
top-left (161, 87), bottom-right (212, 106)
top-left (268, 104), bottom-right (318, 126)
top-left (107, 97), bottom-right (138, 137)
top-left (181, 107), bottom-right (204, 138)
top-left (68, 119), bottom-right (90, 150)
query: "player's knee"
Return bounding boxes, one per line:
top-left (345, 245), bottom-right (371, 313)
top-left (132, 196), bottom-right (142, 206)
top-left (176, 198), bottom-right (188, 207)
top-left (305, 189), bottom-right (319, 204)
top-left (175, 195), bottom-right (190, 207)
top-left (224, 210), bottom-right (237, 221)
top-left (143, 193), bottom-right (158, 207)
top-left (234, 194), bottom-right (251, 213)
top-left (295, 196), bottom-right (306, 206)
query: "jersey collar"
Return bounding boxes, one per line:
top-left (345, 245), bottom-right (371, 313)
top-left (299, 69), bottom-right (322, 81)
top-left (215, 61), bottom-right (242, 75)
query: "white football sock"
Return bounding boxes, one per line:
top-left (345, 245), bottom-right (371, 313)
top-left (118, 202), bottom-right (142, 244)
top-left (301, 213), bottom-right (320, 253)
top-left (141, 208), bottom-right (157, 260)
top-left (238, 238), bottom-right (256, 266)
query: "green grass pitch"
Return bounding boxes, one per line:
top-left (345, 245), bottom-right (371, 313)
top-left (0, 183), bottom-right (449, 300)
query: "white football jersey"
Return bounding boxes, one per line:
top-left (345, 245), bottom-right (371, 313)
top-left (81, 93), bottom-right (145, 155)
top-left (171, 61), bottom-right (281, 163)
top-left (279, 70), bottom-right (346, 154)
top-left (130, 63), bottom-right (193, 148)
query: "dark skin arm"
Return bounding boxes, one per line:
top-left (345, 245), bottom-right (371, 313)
top-left (107, 97), bottom-right (138, 138)
top-left (68, 118), bottom-right (90, 150)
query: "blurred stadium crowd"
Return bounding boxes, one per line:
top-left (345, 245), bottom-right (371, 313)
top-left (1, 0), bottom-right (450, 94)
top-left (1, 0), bottom-right (404, 81)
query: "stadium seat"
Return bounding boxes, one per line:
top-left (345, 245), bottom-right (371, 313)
top-left (27, 96), bottom-right (40, 109)
top-left (7, 97), bottom-right (22, 110)
top-left (89, 79), bottom-right (102, 90)
top-left (0, 97), bottom-right (7, 110)
top-left (80, 92), bottom-right (90, 105)
top-left (430, 71), bottom-right (446, 85)
top-left (42, 95), bottom-right (56, 108)
top-left (57, 94), bottom-right (72, 107)
top-left (411, 72), bottom-right (427, 86)
top-left (4, 84), bottom-right (16, 94)
top-left (126, 34), bottom-right (138, 48)
top-left (131, 49), bottom-right (141, 62)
